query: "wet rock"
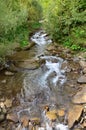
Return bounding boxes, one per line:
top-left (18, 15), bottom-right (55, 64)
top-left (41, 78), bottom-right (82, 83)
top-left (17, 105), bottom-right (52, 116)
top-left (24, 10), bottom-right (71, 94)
top-left (4, 99), bottom-right (12, 108)
top-left (77, 75), bottom-right (86, 84)
top-left (6, 113), bottom-right (19, 123)
top-left (68, 105), bottom-right (83, 128)
top-left (20, 115), bottom-right (29, 127)
top-left (72, 87), bottom-right (86, 104)
top-left (5, 71), bottom-right (14, 76)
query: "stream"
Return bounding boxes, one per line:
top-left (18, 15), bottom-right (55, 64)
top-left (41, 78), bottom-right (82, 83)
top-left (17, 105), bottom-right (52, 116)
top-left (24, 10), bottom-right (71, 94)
top-left (0, 30), bottom-right (85, 130)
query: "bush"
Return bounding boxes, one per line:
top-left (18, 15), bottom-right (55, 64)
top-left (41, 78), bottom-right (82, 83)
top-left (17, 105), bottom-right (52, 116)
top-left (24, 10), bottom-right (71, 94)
top-left (0, 0), bottom-right (42, 58)
top-left (43, 0), bottom-right (86, 51)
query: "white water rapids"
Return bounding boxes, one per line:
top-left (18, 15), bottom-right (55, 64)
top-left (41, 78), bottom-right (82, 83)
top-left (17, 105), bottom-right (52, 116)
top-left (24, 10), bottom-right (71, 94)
top-left (16, 30), bottom-right (68, 130)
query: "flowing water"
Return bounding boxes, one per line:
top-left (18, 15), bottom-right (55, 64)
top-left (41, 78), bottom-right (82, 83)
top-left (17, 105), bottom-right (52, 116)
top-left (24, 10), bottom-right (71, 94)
top-left (0, 30), bottom-right (71, 130)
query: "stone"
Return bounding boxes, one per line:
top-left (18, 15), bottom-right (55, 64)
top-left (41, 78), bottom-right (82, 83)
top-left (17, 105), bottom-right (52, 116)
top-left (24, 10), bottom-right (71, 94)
top-left (83, 68), bottom-right (86, 74)
top-left (72, 87), bottom-right (86, 104)
top-left (68, 105), bottom-right (83, 128)
top-left (77, 75), bottom-right (86, 84)
top-left (79, 60), bottom-right (86, 68)
top-left (5, 71), bottom-right (14, 76)
top-left (0, 102), bottom-right (5, 108)
top-left (47, 45), bottom-right (56, 51)
top-left (4, 99), bottom-right (12, 108)
top-left (7, 113), bottom-right (19, 123)
top-left (57, 109), bottom-right (65, 117)
top-left (20, 115), bottom-right (29, 127)
top-left (0, 114), bottom-right (5, 122)
top-left (1, 80), bottom-right (6, 84)
top-left (46, 111), bottom-right (57, 121)
top-left (30, 117), bottom-right (40, 125)
top-left (0, 127), bottom-right (5, 130)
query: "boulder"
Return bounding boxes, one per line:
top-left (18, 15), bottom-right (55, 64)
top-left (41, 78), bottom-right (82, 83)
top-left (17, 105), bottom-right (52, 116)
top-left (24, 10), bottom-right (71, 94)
top-left (72, 87), bottom-right (86, 104)
top-left (7, 113), bottom-right (19, 123)
top-left (77, 75), bottom-right (86, 84)
top-left (68, 105), bottom-right (83, 128)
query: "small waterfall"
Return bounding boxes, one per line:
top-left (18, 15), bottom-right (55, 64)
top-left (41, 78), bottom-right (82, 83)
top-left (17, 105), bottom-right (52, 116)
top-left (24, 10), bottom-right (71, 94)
top-left (31, 30), bottom-right (52, 45)
top-left (55, 124), bottom-right (69, 130)
top-left (39, 56), bottom-right (66, 87)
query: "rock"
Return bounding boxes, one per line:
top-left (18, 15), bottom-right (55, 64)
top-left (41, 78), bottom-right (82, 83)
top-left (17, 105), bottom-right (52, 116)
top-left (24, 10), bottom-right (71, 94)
top-left (0, 126), bottom-right (5, 130)
top-left (68, 105), bottom-right (83, 128)
top-left (83, 68), bottom-right (86, 74)
top-left (1, 80), bottom-right (6, 84)
top-left (47, 45), bottom-right (56, 51)
top-left (79, 60), bottom-right (86, 68)
top-left (0, 114), bottom-right (6, 122)
top-left (72, 87), bottom-right (86, 104)
top-left (77, 75), bottom-right (86, 84)
top-left (30, 117), bottom-right (40, 125)
top-left (16, 124), bottom-right (22, 130)
top-left (5, 71), bottom-right (14, 76)
top-left (46, 111), bottom-right (57, 121)
top-left (0, 102), bottom-right (5, 108)
top-left (4, 99), bottom-right (12, 108)
top-left (20, 115), bottom-right (29, 127)
top-left (0, 97), bottom-right (5, 102)
top-left (7, 113), bottom-right (19, 123)
top-left (57, 109), bottom-right (65, 117)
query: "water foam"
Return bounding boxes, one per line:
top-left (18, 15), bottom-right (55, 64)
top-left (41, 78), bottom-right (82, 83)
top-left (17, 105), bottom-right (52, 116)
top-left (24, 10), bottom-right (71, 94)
top-left (31, 30), bottom-right (52, 45)
top-left (40, 56), bottom-right (66, 87)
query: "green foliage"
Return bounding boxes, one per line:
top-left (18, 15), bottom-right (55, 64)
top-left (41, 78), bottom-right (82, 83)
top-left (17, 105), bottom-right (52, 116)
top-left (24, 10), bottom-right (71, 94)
top-left (42, 0), bottom-right (86, 51)
top-left (0, 0), bottom-right (42, 58)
